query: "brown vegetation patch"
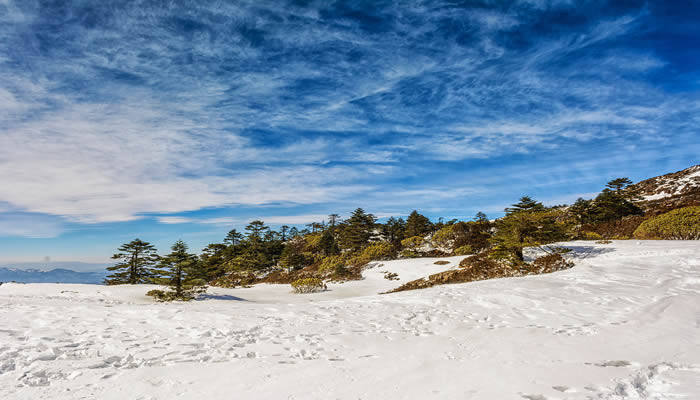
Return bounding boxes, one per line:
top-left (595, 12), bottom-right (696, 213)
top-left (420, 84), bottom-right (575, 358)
top-left (387, 253), bottom-right (573, 293)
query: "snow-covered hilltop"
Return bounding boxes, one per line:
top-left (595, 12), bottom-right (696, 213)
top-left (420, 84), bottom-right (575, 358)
top-left (1, 241), bottom-right (698, 399)
top-left (633, 164), bottom-right (700, 213)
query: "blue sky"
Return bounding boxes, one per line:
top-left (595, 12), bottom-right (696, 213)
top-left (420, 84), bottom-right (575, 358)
top-left (0, 0), bottom-right (698, 266)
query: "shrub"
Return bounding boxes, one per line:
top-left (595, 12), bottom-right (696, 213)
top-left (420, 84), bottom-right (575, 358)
top-left (317, 254), bottom-right (350, 275)
top-left (581, 231), bottom-right (603, 240)
top-left (431, 225), bottom-right (455, 249)
top-left (399, 249), bottom-right (421, 258)
top-left (401, 236), bottom-right (424, 250)
top-left (291, 278), bottom-right (325, 294)
top-left (361, 242), bottom-right (396, 261)
top-left (453, 245), bottom-right (473, 255)
top-left (525, 254), bottom-right (574, 274)
top-left (582, 215), bottom-right (645, 239)
top-left (147, 289), bottom-right (195, 302)
top-left (434, 260), bottom-right (451, 265)
top-left (383, 271), bottom-right (399, 280)
top-left (633, 206), bottom-right (700, 240)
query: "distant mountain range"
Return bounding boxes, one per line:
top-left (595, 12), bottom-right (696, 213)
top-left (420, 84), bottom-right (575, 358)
top-left (0, 267), bottom-right (108, 284)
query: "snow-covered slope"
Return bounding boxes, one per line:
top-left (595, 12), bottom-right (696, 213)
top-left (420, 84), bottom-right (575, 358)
top-left (1, 241), bottom-right (698, 399)
top-left (632, 165), bottom-right (700, 213)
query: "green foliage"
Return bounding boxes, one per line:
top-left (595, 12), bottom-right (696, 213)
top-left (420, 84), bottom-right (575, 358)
top-left (317, 254), bottom-right (351, 275)
top-left (454, 245), bottom-right (473, 255)
top-left (338, 208), bottom-right (376, 252)
top-left (505, 196), bottom-right (545, 215)
top-left (146, 289), bottom-right (187, 302)
top-left (318, 229), bottom-right (339, 256)
top-left (150, 240), bottom-right (207, 301)
top-left (381, 216), bottom-right (406, 245)
top-left (199, 243), bottom-right (228, 281)
top-left (401, 235), bottom-right (424, 250)
top-left (589, 189), bottom-right (642, 222)
top-left (405, 210), bottom-right (432, 238)
top-left (491, 201), bottom-right (570, 262)
top-left (279, 237), bottom-right (315, 272)
top-left (105, 239), bottom-right (159, 285)
top-left (569, 179), bottom-right (643, 226)
top-left (633, 206), bottom-right (700, 240)
top-left (431, 224), bottom-right (456, 249)
top-left (359, 242), bottom-right (396, 261)
top-left (291, 278), bottom-right (325, 294)
top-left (581, 231), bottom-right (604, 240)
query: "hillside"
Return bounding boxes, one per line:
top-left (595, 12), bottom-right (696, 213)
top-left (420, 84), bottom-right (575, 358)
top-left (1, 241), bottom-right (698, 399)
top-left (632, 164), bottom-right (700, 214)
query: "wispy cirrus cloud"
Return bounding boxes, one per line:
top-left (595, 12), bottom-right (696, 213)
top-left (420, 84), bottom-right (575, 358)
top-left (0, 0), bottom-right (698, 234)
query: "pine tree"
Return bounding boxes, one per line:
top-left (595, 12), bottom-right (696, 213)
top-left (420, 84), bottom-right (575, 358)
top-left (279, 237), bottom-right (311, 272)
top-left (328, 214), bottom-right (340, 228)
top-left (280, 226), bottom-right (290, 241)
top-left (492, 198), bottom-right (567, 262)
top-left (474, 212), bottom-right (488, 223)
top-left (381, 216), bottom-right (406, 244)
top-left (150, 240), bottom-right (206, 301)
top-left (224, 229), bottom-right (243, 245)
top-left (339, 208), bottom-right (376, 252)
top-left (245, 221), bottom-right (268, 241)
top-left (319, 229), bottom-right (339, 256)
top-left (504, 196), bottom-right (545, 215)
top-left (105, 239), bottom-right (159, 285)
top-left (605, 177), bottom-right (633, 192)
top-left (199, 243), bottom-right (227, 281)
top-left (405, 210), bottom-right (432, 238)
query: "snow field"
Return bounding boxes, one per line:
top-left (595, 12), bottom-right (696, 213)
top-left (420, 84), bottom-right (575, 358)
top-left (0, 241), bottom-right (698, 399)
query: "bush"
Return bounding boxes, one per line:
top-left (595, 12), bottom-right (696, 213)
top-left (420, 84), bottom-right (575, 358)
top-left (581, 231), bottom-right (603, 240)
top-left (633, 206), bottom-right (700, 240)
top-left (401, 236), bottom-right (424, 250)
top-left (146, 289), bottom-right (196, 302)
top-left (361, 242), bottom-right (396, 261)
top-left (453, 245), bottom-right (473, 255)
top-left (525, 254), bottom-right (574, 274)
top-left (317, 254), bottom-right (350, 275)
top-left (434, 260), bottom-right (450, 265)
top-left (291, 278), bottom-right (325, 294)
top-left (431, 225), bottom-right (455, 249)
top-left (383, 271), bottom-right (399, 280)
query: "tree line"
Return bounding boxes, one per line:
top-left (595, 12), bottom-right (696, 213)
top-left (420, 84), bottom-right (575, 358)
top-left (105, 177), bottom-right (647, 300)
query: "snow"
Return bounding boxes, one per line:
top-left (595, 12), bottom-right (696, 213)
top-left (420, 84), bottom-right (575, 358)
top-left (1, 241), bottom-right (699, 399)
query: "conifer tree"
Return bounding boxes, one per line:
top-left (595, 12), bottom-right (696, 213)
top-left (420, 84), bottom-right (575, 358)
top-left (504, 196), bottom-right (545, 215)
top-left (224, 229), bottom-right (243, 245)
top-left (405, 210), bottom-right (432, 238)
top-left (150, 240), bottom-right (206, 301)
top-left (280, 225), bottom-right (290, 241)
top-left (328, 214), bottom-right (340, 228)
top-left (105, 239), bottom-right (159, 285)
top-left (319, 229), bottom-right (339, 256)
top-left (339, 208), bottom-right (376, 252)
top-left (199, 243), bottom-right (227, 281)
top-left (492, 198), bottom-right (567, 262)
top-left (381, 216), bottom-right (406, 244)
top-left (245, 221), bottom-right (268, 241)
